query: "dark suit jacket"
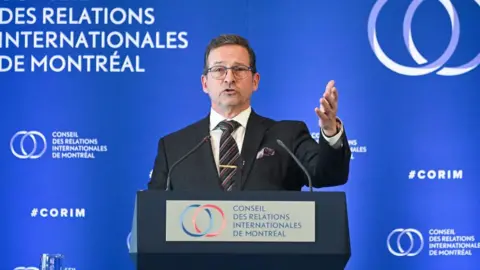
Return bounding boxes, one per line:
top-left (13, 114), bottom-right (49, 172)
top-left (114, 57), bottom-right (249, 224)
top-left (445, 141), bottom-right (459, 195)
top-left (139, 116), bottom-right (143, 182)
top-left (148, 110), bottom-right (351, 191)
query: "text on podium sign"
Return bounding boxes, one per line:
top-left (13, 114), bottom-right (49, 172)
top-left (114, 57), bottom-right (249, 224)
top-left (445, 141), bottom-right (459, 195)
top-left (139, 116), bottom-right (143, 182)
top-left (165, 200), bottom-right (315, 242)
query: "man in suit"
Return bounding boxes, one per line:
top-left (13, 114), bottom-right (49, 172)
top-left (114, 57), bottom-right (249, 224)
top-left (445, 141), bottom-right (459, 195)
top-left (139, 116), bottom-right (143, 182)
top-left (148, 34), bottom-right (351, 191)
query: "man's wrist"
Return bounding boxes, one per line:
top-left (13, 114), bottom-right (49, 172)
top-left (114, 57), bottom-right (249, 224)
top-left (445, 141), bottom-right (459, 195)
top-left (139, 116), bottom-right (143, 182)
top-left (322, 120), bottom-right (340, 137)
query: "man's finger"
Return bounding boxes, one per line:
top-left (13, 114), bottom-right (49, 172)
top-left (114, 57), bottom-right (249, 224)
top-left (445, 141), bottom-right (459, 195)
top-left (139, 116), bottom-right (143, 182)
top-left (325, 93), bottom-right (337, 112)
top-left (331, 86), bottom-right (338, 101)
top-left (320, 97), bottom-right (333, 114)
top-left (325, 80), bottom-right (335, 93)
top-left (315, 107), bottom-right (329, 121)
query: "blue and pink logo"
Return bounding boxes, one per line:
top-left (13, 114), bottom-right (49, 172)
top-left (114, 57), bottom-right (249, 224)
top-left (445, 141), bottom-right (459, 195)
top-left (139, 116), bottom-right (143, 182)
top-left (180, 204), bottom-right (226, 237)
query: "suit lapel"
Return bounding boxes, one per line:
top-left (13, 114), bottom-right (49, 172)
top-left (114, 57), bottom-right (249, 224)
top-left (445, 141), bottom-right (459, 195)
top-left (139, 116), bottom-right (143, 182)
top-left (240, 111), bottom-right (268, 189)
top-left (194, 115), bottom-right (222, 189)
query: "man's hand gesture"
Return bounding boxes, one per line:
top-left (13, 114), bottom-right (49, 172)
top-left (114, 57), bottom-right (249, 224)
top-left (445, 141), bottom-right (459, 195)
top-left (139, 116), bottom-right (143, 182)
top-left (315, 80), bottom-right (339, 137)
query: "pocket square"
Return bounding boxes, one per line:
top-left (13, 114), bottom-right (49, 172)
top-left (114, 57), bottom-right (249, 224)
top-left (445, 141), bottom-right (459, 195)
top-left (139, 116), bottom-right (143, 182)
top-left (256, 147), bottom-right (275, 159)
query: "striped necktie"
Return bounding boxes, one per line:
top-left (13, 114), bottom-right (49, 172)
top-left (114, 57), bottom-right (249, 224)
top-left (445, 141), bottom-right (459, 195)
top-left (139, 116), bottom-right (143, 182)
top-left (216, 120), bottom-right (240, 191)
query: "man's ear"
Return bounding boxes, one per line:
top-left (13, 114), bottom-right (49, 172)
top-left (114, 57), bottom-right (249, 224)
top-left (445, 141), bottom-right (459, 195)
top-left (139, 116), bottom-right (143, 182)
top-left (201, 74), bottom-right (208, 94)
top-left (252, 72), bottom-right (260, 91)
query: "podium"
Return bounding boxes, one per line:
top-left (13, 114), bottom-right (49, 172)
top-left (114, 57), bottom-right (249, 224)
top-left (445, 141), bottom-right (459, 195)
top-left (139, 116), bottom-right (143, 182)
top-left (129, 190), bottom-right (351, 270)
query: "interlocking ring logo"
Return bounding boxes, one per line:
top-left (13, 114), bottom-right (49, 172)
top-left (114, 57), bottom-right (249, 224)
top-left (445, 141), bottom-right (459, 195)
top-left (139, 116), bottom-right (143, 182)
top-left (368, 0), bottom-right (480, 76)
top-left (180, 204), bottom-right (226, 237)
top-left (10, 131), bottom-right (47, 159)
top-left (387, 228), bottom-right (424, 256)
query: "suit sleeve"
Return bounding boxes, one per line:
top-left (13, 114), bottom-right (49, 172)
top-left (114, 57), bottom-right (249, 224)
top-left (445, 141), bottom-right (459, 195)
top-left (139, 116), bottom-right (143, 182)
top-left (293, 122), bottom-right (351, 188)
top-left (147, 137), bottom-right (169, 190)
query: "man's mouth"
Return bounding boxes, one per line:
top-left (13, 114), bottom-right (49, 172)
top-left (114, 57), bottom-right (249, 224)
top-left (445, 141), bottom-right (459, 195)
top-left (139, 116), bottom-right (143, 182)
top-left (223, 88), bottom-right (236, 93)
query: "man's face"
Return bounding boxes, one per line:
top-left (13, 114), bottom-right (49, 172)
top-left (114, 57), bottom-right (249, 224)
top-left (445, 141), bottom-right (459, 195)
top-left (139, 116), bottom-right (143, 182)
top-left (201, 45), bottom-right (260, 112)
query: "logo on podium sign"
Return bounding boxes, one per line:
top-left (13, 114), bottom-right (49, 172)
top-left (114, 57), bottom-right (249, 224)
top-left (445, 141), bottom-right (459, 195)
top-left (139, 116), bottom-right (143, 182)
top-left (180, 204), bottom-right (226, 237)
top-left (166, 200), bottom-right (315, 242)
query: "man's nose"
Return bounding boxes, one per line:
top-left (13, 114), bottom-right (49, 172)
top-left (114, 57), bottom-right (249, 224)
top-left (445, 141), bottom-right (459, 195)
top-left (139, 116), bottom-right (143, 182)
top-left (223, 69), bottom-right (235, 83)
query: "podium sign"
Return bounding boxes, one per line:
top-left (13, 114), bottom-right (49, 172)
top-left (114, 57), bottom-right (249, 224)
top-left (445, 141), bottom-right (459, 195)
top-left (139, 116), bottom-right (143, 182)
top-left (165, 200), bottom-right (315, 242)
top-left (130, 190), bottom-right (350, 270)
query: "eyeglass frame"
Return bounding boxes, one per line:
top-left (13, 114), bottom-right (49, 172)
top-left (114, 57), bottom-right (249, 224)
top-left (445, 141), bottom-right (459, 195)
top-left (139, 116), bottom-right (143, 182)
top-left (205, 65), bottom-right (254, 80)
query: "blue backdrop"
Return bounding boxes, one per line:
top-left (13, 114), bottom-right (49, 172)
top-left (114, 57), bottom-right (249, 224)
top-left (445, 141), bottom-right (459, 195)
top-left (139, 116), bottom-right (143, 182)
top-left (1, 0), bottom-right (479, 269)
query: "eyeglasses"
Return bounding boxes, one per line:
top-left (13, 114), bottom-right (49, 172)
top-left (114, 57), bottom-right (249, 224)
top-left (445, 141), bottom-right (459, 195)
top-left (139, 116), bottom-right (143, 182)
top-left (206, 65), bottom-right (253, 80)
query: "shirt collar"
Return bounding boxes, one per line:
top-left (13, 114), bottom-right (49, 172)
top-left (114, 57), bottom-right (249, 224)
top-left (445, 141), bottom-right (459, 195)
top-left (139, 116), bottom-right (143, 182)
top-left (209, 106), bottom-right (251, 131)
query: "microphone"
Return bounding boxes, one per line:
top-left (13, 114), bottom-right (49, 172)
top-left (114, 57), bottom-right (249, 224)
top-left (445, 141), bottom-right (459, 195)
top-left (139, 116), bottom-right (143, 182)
top-left (276, 139), bottom-right (313, 192)
top-left (165, 135), bottom-right (211, 191)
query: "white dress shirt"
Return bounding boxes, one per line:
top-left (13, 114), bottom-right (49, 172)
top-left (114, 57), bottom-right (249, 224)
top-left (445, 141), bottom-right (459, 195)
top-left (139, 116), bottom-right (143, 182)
top-left (209, 106), bottom-right (344, 173)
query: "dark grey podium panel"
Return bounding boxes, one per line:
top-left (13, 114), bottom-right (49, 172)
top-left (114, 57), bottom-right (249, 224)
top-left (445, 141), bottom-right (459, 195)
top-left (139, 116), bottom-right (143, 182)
top-left (129, 190), bottom-right (350, 270)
